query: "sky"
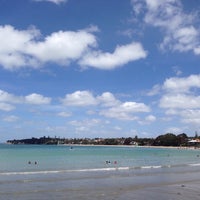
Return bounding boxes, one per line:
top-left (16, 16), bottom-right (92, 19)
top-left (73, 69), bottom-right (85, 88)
top-left (0, 0), bottom-right (200, 142)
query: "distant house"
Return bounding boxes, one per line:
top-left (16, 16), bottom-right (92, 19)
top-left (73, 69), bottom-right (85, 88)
top-left (188, 139), bottom-right (200, 147)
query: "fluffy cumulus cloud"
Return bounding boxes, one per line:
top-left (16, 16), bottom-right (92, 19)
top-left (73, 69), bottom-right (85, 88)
top-left (79, 42), bottom-right (147, 70)
top-left (0, 89), bottom-right (51, 111)
top-left (97, 92), bottom-right (120, 107)
top-left (61, 91), bottom-right (98, 106)
top-left (61, 90), bottom-right (151, 121)
top-left (0, 25), bottom-right (97, 70)
top-left (61, 91), bottom-right (120, 107)
top-left (131, 0), bottom-right (200, 54)
top-left (163, 74), bottom-right (200, 93)
top-left (138, 115), bottom-right (156, 125)
top-left (25, 93), bottom-right (51, 105)
top-left (0, 89), bottom-right (151, 123)
top-left (160, 74), bottom-right (200, 108)
top-left (0, 25), bottom-right (40, 70)
top-left (33, 0), bottom-right (67, 5)
top-left (145, 115), bottom-right (156, 122)
top-left (26, 30), bottom-right (97, 64)
top-left (100, 101), bottom-right (150, 121)
top-left (158, 74), bottom-right (200, 126)
top-left (0, 89), bottom-right (22, 103)
top-left (0, 24), bottom-right (147, 71)
top-left (180, 110), bottom-right (200, 125)
top-left (160, 94), bottom-right (200, 109)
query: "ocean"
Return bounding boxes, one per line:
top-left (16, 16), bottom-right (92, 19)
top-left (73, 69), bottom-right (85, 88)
top-left (1, 144), bottom-right (200, 199)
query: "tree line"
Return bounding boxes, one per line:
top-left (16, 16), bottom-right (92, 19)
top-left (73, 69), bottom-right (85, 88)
top-left (6, 132), bottom-right (198, 147)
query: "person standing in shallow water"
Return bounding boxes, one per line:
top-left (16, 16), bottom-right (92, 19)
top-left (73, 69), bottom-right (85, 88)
top-left (28, 161), bottom-right (38, 165)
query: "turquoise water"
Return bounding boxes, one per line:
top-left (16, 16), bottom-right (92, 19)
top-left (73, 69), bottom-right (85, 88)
top-left (0, 144), bottom-right (200, 174)
top-left (1, 144), bottom-right (200, 200)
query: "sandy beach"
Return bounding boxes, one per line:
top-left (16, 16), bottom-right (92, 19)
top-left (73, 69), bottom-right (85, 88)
top-left (64, 143), bottom-right (199, 149)
top-left (1, 165), bottom-right (200, 200)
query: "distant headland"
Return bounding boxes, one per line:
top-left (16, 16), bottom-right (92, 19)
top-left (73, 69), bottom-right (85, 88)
top-left (6, 133), bottom-right (200, 147)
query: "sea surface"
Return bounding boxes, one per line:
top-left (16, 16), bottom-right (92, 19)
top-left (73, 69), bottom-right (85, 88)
top-left (1, 144), bottom-right (200, 199)
top-left (0, 144), bottom-right (200, 173)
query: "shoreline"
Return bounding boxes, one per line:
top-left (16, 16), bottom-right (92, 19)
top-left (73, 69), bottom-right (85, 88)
top-left (4, 142), bottom-right (200, 150)
top-left (62, 143), bottom-right (199, 150)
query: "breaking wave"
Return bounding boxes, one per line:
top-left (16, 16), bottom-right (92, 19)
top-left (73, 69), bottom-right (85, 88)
top-left (1, 162), bottom-right (200, 176)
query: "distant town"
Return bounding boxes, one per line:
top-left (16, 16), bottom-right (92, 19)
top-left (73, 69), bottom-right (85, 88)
top-left (6, 132), bottom-right (200, 147)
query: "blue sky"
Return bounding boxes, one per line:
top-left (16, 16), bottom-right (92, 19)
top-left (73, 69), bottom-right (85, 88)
top-left (0, 0), bottom-right (200, 142)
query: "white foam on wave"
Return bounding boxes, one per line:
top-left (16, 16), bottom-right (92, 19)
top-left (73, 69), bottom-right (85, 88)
top-left (141, 165), bottom-right (162, 169)
top-left (116, 167), bottom-right (130, 170)
top-left (188, 163), bottom-right (200, 167)
top-left (0, 170), bottom-right (62, 176)
top-left (1, 163), bottom-right (198, 176)
top-left (0, 167), bottom-right (134, 176)
top-left (0, 167), bottom-right (123, 176)
top-left (68, 167), bottom-right (117, 172)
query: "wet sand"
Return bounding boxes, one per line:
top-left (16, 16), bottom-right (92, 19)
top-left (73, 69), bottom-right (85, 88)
top-left (1, 165), bottom-right (200, 200)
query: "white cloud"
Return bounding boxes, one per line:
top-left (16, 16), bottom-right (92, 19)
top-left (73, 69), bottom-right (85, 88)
top-left (61, 91), bottom-right (98, 106)
top-left (164, 108), bottom-right (200, 127)
top-left (33, 0), bottom-right (67, 4)
top-left (131, 0), bottom-right (144, 16)
top-left (0, 25), bottom-right (146, 71)
top-left (97, 92), bottom-right (120, 107)
top-left (61, 90), bottom-right (151, 121)
top-left (145, 115), bottom-right (156, 122)
top-left (159, 74), bottom-right (200, 128)
top-left (0, 102), bottom-right (15, 111)
top-left (0, 89), bottom-right (22, 103)
top-left (172, 26), bottom-right (199, 52)
top-left (0, 90), bottom-right (19, 111)
top-left (79, 42), bottom-right (147, 70)
top-left (120, 102), bottom-right (150, 112)
top-left (160, 94), bottom-right (200, 109)
top-left (165, 109), bottom-right (178, 115)
top-left (163, 74), bottom-right (200, 93)
top-left (100, 101), bottom-right (150, 121)
top-left (0, 89), bottom-right (152, 123)
top-left (0, 25), bottom-right (40, 70)
top-left (132, 0), bottom-right (200, 54)
top-left (0, 89), bottom-right (51, 108)
top-left (0, 25), bottom-right (40, 53)
top-left (181, 109), bottom-right (200, 125)
top-left (194, 46), bottom-right (200, 55)
top-left (150, 75), bottom-right (200, 118)
top-left (25, 93), bottom-right (51, 105)
top-left (26, 30), bottom-right (97, 64)
top-left (0, 25), bottom-right (97, 70)
top-left (138, 114), bottom-right (156, 125)
top-left (69, 119), bottom-right (101, 127)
